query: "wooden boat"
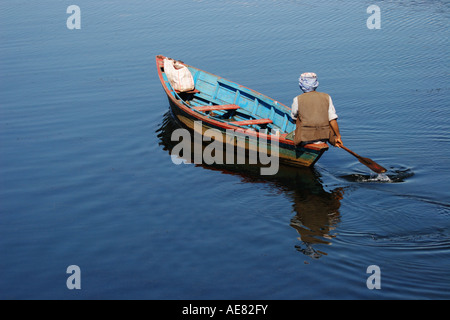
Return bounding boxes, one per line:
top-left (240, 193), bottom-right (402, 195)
top-left (156, 55), bottom-right (329, 168)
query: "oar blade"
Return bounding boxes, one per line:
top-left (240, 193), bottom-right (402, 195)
top-left (340, 145), bottom-right (388, 174)
top-left (358, 157), bottom-right (387, 174)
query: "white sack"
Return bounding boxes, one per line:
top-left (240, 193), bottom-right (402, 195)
top-left (164, 58), bottom-right (195, 92)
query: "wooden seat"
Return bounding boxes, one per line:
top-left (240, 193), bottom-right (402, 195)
top-left (193, 104), bottom-right (240, 112)
top-left (175, 89), bottom-right (200, 94)
top-left (303, 143), bottom-right (329, 150)
top-left (231, 118), bottom-right (273, 126)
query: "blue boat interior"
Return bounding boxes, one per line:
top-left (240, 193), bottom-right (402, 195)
top-left (161, 63), bottom-right (296, 135)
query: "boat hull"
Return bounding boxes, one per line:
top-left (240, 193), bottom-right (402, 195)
top-left (156, 55), bottom-right (329, 168)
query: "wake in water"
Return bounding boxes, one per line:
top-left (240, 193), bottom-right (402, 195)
top-left (341, 167), bottom-right (414, 183)
top-left (364, 173), bottom-right (392, 183)
top-left (345, 173), bottom-right (392, 183)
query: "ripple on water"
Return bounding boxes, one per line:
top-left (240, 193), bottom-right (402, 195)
top-left (340, 166), bottom-right (414, 183)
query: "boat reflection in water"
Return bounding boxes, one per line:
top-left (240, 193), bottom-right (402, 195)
top-left (156, 112), bottom-right (344, 259)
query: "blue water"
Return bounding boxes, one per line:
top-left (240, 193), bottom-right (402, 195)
top-left (1, 0), bottom-right (449, 300)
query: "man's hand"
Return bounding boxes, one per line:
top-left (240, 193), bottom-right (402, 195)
top-left (329, 120), bottom-right (343, 148)
top-left (334, 136), bottom-right (343, 148)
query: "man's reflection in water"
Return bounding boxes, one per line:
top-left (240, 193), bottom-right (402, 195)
top-left (289, 174), bottom-right (344, 259)
top-left (157, 112), bottom-right (344, 259)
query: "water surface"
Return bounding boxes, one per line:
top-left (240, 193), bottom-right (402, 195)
top-left (1, 0), bottom-right (449, 299)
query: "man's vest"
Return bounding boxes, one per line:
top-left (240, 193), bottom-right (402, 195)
top-left (294, 91), bottom-right (332, 146)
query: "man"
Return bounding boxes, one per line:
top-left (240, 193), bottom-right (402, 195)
top-left (290, 72), bottom-right (343, 148)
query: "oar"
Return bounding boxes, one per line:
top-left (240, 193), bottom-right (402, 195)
top-left (340, 145), bottom-right (387, 174)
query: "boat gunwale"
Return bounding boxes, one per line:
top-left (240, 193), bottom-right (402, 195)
top-left (156, 55), bottom-right (329, 152)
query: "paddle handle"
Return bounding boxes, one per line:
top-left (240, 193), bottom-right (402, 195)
top-left (340, 145), bottom-right (361, 159)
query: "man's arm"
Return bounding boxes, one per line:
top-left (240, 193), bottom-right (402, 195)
top-left (329, 119), bottom-right (343, 148)
top-left (328, 96), bottom-right (342, 147)
top-left (291, 98), bottom-right (298, 120)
